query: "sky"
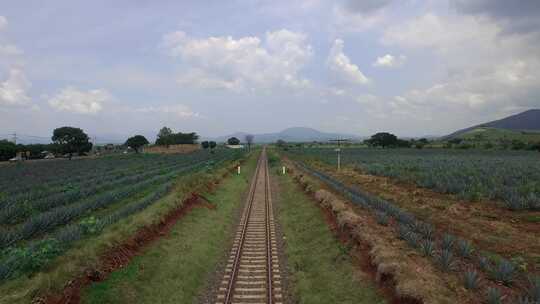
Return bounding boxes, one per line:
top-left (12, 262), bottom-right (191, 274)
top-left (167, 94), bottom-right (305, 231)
top-left (1, 0), bottom-right (539, 142)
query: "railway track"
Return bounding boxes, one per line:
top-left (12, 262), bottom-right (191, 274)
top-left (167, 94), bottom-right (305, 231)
top-left (215, 149), bottom-right (283, 304)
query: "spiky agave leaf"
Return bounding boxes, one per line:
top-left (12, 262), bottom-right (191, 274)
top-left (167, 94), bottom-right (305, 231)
top-left (419, 239), bottom-right (435, 257)
top-left (463, 269), bottom-right (480, 290)
top-left (441, 233), bottom-right (455, 251)
top-left (526, 275), bottom-right (540, 301)
top-left (436, 249), bottom-right (456, 272)
top-left (375, 212), bottom-right (389, 226)
top-left (456, 239), bottom-right (474, 259)
top-left (486, 287), bottom-right (502, 304)
top-left (491, 259), bottom-right (516, 286)
top-left (478, 256), bottom-right (492, 272)
top-left (405, 232), bottom-right (421, 248)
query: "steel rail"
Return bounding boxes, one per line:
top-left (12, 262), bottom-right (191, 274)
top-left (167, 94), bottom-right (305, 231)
top-left (223, 153), bottom-right (263, 304)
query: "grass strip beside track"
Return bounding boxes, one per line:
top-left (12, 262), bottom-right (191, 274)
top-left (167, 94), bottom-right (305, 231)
top-left (80, 152), bottom-right (259, 304)
top-left (273, 160), bottom-right (386, 304)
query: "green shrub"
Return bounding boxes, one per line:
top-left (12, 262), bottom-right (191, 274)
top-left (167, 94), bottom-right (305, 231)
top-left (80, 216), bottom-right (101, 235)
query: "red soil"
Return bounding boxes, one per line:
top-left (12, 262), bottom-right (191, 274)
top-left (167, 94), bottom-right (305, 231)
top-left (303, 187), bottom-right (423, 304)
top-left (42, 193), bottom-right (213, 304)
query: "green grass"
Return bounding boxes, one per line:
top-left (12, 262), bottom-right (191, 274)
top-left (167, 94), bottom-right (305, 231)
top-left (80, 152), bottom-right (259, 304)
top-left (275, 168), bottom-right (386, 304)
top-left (460, 127), bottom-right (540, 142)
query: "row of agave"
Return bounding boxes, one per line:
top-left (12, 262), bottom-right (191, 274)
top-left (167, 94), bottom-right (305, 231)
top-left (0, 170), bottom-right (177, 249)
top-left (290, 148), bottom-right (540, 210)
top-left (0, 153), bottom-right (156, 196)
top-left (0, 149), bottom-right (245, 283)
top-left (0, 155), bottom-right (231, 249)
top-left (0, 157), bottom-right (203, 225)
top-left (0, 151), bottom-right (216, 207)
top-left (296, 161), bottom-right (540, 303)
top-left (0, 156), bottom-right (172, 208)
top-left (0, 181), bottom-right (175, 282)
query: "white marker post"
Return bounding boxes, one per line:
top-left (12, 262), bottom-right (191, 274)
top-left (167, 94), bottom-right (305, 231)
top-left (334, 148), bottom-right (341, 172)
top-left (282, 166), bottom-right (286, 175)
top-left (237, 165), bottom-right (241, 175)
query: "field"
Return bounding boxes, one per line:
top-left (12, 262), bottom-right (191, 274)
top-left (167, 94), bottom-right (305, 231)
top-left (290, 147), bottom-right (540, 210)
top-left (282, 147), bottom-right (540, 303)
top-left (458, 127), bottom-right (540, 143)
top-left (0, 149), bottom-right (244, 284)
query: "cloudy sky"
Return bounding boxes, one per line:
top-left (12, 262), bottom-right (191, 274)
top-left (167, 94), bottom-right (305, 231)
top-left (1, 0), bottom-right (539, 142)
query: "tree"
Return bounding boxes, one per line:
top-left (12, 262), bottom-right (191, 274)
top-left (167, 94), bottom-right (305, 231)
top-left (227, 137), bottom-right (240, 145)
top-left (209, 141), bottom-right (217, 149)
top-left (528, 142), bottom-right (540, 152)
top-left (157, 126), bottom-right (173, 139)
top-left (52, 127), bottom-right (92, 159)
top-left (276, 139), bottom-right (286, 147)
top-left (396, 139), bottom-right (412, 148)
top-left (201, 141), bottom-right (209, 149)
top-left (171, 132), bottom-right (198, 144)
top-left (155, 127), bottom-right (199, 146)
top-left (511, 139), bottom-right (526, 150)
top-left (245, 134), bottom-right (254, 151)
top-left (365, 132), bottom-right (398, 148)
top-left (156, 127), bottom-right (174, 146)
top-left (125, 135), bottom-right (149, 153)
top-left (0, 140), bottom-right (17, 161)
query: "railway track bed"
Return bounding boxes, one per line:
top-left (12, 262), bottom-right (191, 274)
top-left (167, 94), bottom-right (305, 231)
top-left (215, 150), bottom-right (283, 304)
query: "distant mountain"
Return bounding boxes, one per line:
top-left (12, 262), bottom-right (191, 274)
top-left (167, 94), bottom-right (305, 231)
top-left (445, 109), bottom-right (540, 139)
top-left (212, 127), bottom-right (362, 143)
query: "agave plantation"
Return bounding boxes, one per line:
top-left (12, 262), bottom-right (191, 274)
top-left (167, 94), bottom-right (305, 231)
top-left (0, 149), bottom-right (243, 282)
top-left (282, 147), bottom-right (540, 303)
top-left (289, 148), bottom-right (540, 210)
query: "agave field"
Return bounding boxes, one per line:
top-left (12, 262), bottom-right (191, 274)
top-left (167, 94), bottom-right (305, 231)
top-left (293, 160), bottom-right (540, 303)
top-left (0, 149), bottom-right (244, 282)
top-left (289, 148), bottom-right (540, 210)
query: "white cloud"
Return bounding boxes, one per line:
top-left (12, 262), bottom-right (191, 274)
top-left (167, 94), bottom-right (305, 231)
top-left (48, 87), bottom-right (111, 114)
top-left (0, 44), bottom-right (21, 56)
top-left (0, 69), bottom-right (31, 107)
top-left (177, 69), bottom-right (245, 92)
top-left (342, 0), bottom-right (393, 14)
top-left (134, 104), bottom-right (199, 118)
top-left (327, 39), bottom-right (370, 85)
top-left (382, 13), bottom-right (491, 51)
top-left (382, 12), bottom-right (540, 116)
top-left (0, 16), bottom-right (31, 109)
top-left (332, 4), bottom-right (387, 33)
top-left (373, 54), bottom-right (406, 68)
top-left (162, 29), bottom-right (313, 92)
top-left (0, 16), bottom-right (7, 31)
top-left (401, 59), bottom-right (540, 110)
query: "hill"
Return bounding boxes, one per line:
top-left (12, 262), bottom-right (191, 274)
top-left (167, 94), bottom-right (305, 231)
top-left (213, 127), bottom-right (361, 143)
top-left (445, 109), bottom-right (540, 139)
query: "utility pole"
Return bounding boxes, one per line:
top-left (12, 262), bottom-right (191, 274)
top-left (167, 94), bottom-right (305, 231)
top-left (329, 138), bottom-right (350, 172)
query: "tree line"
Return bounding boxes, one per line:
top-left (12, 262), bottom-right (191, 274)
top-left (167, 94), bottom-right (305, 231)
top-left (0, 126), bottom-right (204, 161)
